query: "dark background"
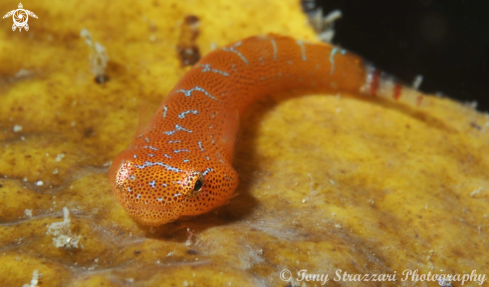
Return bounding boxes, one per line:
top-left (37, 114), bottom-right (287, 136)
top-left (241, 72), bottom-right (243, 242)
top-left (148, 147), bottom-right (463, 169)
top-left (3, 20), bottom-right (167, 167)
top-left (311, 0), bottom-right (489, 112)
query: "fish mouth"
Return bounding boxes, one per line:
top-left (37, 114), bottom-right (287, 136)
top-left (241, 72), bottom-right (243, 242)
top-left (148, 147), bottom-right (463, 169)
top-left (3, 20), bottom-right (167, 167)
top-left (126, 204), bottom-right (182, 226)
top-left (134, 216), bottom-right (177, 226)
top-left (108, 152), bottom-right (183, 226)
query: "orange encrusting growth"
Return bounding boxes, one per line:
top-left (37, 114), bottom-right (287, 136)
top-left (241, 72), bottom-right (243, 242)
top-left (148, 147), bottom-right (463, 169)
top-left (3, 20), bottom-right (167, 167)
top-left (108, 34), bottom-right (423, 226)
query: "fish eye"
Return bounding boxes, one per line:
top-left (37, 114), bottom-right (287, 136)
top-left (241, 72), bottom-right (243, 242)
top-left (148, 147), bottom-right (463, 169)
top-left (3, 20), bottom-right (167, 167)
top-left (183, 171), bottom-right (203, 197)
top-left (194, 179), bottom-right (203, 191)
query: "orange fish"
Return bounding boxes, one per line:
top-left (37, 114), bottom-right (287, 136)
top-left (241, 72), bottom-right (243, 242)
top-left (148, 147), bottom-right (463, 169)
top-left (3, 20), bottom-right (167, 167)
top-left (108, 34), bottom-right (423, 226)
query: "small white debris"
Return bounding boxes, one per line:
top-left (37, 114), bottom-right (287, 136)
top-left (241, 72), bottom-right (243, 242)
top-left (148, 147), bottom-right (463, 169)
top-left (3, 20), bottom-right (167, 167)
top-left (80, 28), bottom-right (109, 82)
top-left (46, 207), bottom-right (82, 249)
top-left (183, 281), bottom-right (189, 286)
top-left (185, 228), bottom-right (193, 247)
top-left (323, 9), bottom-right (342, 23)
top-left (52, 168), bottom-right (58, 175)
top-left (412, 75), bottom-right (424, 90)
top-left (335, 224), bottom-right (342, 229)
top-left (304, 2), bottom-right (343, 43)
top-left (15, 69), bottom-right (32, 78)
top-left (438, 276), bottom-right (453, 287)
top-left (36, 181), bottom-right (43, 186)
top-left (125, 278), bottom-right (134, 283)
top-left (13, 125), bottom-right (22, 132)
top-left (465, 101), bottom-right (478, 109)
top-left (24, 209), bottom-right (32, 217)
top-left (55, 153), bottom-right (65, 162)
top-left (470, 187), bottom-right (482, 197)
top-left (22, 270), bottom-right (41, 287)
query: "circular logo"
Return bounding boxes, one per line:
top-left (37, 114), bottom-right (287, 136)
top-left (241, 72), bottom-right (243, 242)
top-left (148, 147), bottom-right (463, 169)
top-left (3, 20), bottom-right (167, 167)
top-left (280, 269), bottom-right (292, 281)
top-left (13, 9), bottom-right (28, 26)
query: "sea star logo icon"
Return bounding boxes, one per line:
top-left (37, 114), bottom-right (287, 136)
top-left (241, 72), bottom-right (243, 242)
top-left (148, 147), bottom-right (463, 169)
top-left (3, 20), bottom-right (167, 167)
top-left (2, 3), bottom-right (38, 32)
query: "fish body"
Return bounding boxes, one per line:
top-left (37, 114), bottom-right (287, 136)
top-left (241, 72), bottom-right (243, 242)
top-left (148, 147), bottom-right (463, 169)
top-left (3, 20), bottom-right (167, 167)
top-left (108, 34), bottom-right (423, 226)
